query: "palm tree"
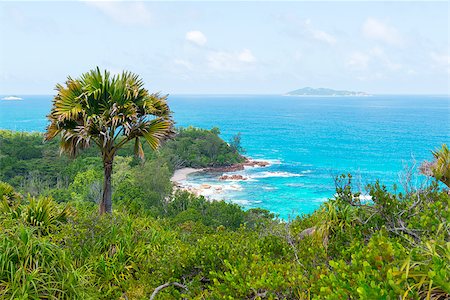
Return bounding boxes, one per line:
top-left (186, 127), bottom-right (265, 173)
top-left (420, 144), bottom-right (450, 188)
top-left (45, 67), bottom-right (174, 214)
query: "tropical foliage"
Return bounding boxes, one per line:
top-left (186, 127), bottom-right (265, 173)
top-left (421, 144), bottom-right (450, 188)
top-left (0, 130), bottom-right (448, 299)
top-left (45, 68), bottom-right (174, 214)
top-left (160, 126), bottom-right (245, 169)
top-left (0, 176), bottom-right (448, 299)
top-left (0, 127), bottom-right (242, 197)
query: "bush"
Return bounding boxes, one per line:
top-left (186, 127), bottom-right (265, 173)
top-left (0, 181), bottom-right (21, 204)
top-left (167, 191), bottom-right (247, 229)
top-left (160, 127), bottom-right (245, 169)
top-left (0, 180), bottom-right (448, 299)
top-left (1, 130), bottom-right (449, 299)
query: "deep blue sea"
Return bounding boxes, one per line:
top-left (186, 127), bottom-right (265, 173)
top-left (1, 95), bottom-right (449, 218)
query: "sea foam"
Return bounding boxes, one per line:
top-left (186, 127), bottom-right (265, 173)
top-left (249, 171), bottom-right (304, 179)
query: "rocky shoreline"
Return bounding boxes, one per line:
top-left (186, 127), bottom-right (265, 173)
top-left (171, 158), bottom-right (271, 199)
top-left (204, 158), bottom-right (270, 173)
top-left (219, 174), bottom-right (247, 181)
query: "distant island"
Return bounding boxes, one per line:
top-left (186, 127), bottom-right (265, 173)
top-left (1, 96), bottom-right (23, 101)
top-left (285, 87), bottom-right (370, 97)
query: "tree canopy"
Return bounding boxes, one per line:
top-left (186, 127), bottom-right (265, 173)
top-left (45, 68), bottom-right (174, 213)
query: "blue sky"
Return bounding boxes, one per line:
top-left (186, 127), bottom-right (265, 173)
top-left (0, 1), bottom-right (449, 95)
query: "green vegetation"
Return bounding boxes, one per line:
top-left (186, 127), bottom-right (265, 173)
top-left (0, 174), bottom-right (448, 299)
top-left (0, 126), bottom-right (243, 200)
top-left (160, 127), bottom-right (245, 169)
top-left (421, 144), bottom-right (450, 188)
top-left (45, 68), bottom-right (173, 214)
top-left (0, 128), bottom-right (449, 299)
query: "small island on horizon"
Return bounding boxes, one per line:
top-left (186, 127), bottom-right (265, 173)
top-left (285, 87), bottom-right (371, 97)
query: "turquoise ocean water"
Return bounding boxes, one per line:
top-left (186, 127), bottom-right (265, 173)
top-left (1, 95), bottom-right (449, 218)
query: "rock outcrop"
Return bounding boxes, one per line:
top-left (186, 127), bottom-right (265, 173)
top-left (219, 174), bottom-right (247, 181)
top-left (243, 160), bottom-right (270, 167)
top-left (205, 158), bottom-right (270, 173)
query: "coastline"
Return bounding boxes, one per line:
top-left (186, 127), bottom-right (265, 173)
top-left (171, 157), bottom-right (270, 183)
top-left (204, 158), bottom-right (270, 173)
top-left (171, 167), bottom-right (204, 182)
top-left (170, 158), bottom-right (271, 200)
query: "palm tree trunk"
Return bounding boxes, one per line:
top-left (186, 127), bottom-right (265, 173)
top-left (99, 158), bottom-right (113, 214)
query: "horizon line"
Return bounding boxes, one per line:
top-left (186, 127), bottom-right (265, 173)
top-left (1, 93), bottom-right (450, 97)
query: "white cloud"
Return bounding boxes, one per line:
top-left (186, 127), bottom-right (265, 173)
top-left (347, 52), bottom-right (370, 70)
top-left (370, 47), bottom-right (402, 71)
top-left (185, 30), bottom-right (207, 46)
top-left (207, 49), bottom-right (257, 72)
top-left (383, 60), bottom-right (402, 71)
top-left (304, 19), bottom-right (337, 45)
top-left (293, 51), bottom-right (302, 61)
top-left (173, 59), bottom-right (194, 70)
top-left (312, 30), bottom-right (337, 45)
top-left (85, 1), bottom-right (151, 26)
top-left (430, 52), bottom-right (450, 65)
top-left (237, 49), bottom-right (256, 63)
top-left (277, 15), bottom-right (337, 46)
top-left (362, 17), bottom-right (403, 46)
top-left (356, 72), bottom-right (384, 81)
top-left (347, 47), bottom-right (402, 72)
top-left (430, 52), bottom-right (450, 74)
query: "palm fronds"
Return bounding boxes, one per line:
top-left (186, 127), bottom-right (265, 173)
top-left (45, 68), bottom-right (174, 214)
top-left (420, 144), bottom-right (450, 188)
top-left (45, 67), bottom-right (173, 159)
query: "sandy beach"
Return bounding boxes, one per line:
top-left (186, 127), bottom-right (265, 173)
top-left (171, 167), bottom-right (203, 183)
top-left (170, 160), bottom-right (272, 200)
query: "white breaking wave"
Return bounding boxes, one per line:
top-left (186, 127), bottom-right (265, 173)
top-left (313, 197), bottom-right (329, 203)
top-left (262, 186), bottom-right (277, 190)
top-left (249, 171), bottom-right (304, 179)
top-left (222, 184), bottom-right (243, 191)
top-left (232, 199), bottom-right (251, 205)
top-left (231, 199), bottom-right (262, 206)
top-left (246, 157), bottom-right (282, 165)
top-left (259, 158), bottom-right (282, 165)
top-left (285, 183), bottom-right (305, 187)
